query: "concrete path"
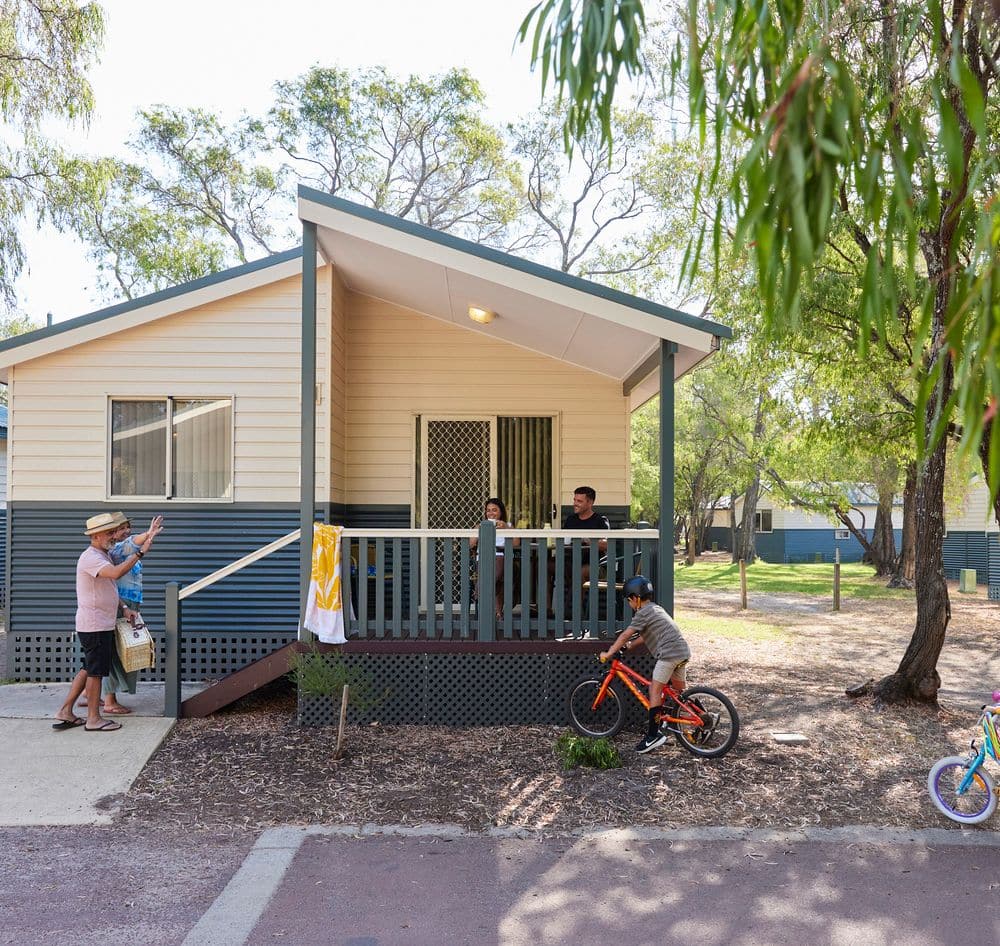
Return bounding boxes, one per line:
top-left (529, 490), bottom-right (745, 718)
top-left (3, 823), bottom-right (1000, 946)
top-left (0, 680), bottom-right (203, 826)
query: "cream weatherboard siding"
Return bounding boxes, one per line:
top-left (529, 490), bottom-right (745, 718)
top-left (344, 292), bottom-right (630, 511)
top-left (9, 274), bottom-right (331, 505)
top-left (947, 480), bottom-right (999, 533)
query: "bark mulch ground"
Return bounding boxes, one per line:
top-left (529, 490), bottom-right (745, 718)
top-left (117, 585), bottom-right (1000, 836)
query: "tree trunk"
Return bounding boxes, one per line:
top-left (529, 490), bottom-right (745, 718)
top-left (887, 462), bottom-right (916, 588)
top-left (872, 257), bottom-right (953, 703)
top-left (728, 492), bottom-right (737, 556)
top-left (866, 487), bottom-right (897, 577)
top-left (735, 473), bottom-right (761, 563)
top-left (734, 395), bottom-right (766, 564)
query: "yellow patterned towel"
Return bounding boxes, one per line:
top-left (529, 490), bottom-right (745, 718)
top-left (303, 524), bottom-right (348, 643)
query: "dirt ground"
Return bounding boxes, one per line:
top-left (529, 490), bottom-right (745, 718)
top-left (116, 583), bottom-right (1000, 836)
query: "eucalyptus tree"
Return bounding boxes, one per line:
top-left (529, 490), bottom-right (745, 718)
top-left (268, 66), bottom-right (528, 249)
top-left (509, 101), bottom-right (671, 277)
top-left (0, 0), bottom-right (104, 309)
top-left (520, 0), bottom-right (1000, 704)
top-left (63, 159), bottom-right (229, 299)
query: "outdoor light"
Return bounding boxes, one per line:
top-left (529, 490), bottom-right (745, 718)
top-left (467, 305), bottom-right (495, 324)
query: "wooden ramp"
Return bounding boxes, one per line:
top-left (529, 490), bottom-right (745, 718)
top-left (181, 641), bottom-right (306, 718)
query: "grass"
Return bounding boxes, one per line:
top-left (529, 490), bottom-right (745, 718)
top-left (673, 609), bottom-right (792, 643)
top-left (674, 560), bottom-right (913, 600)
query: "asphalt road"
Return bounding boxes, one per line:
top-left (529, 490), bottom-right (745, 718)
top-left (2, 824), bottom-right (1000, 946)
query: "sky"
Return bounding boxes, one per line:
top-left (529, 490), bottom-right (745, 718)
top-left (17, 0), bottom-right (546, 325)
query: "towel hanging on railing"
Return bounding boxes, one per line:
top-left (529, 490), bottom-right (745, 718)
top-left (302, 524), bottom-right (350, 644)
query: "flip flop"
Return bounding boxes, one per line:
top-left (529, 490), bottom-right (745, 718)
top-left (84, 720), bottom-right (122, 732)
top-left (102, 705), bottom-right (132, 715)
top-left (52, 718), bottom-right (84, 730)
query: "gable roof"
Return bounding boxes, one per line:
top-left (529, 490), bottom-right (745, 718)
top-left (298, 188), bottom-right (729, 402)
top-left (0, 248), bottom-right (303, 381)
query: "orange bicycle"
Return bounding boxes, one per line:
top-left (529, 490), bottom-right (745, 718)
top-left (567, 653), bottom-right (740, 758)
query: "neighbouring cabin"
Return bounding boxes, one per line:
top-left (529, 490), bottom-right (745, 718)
top-left (0, 189), bottom-right (730, 718)
top-left (942, 479), bottom-right (1000, 596)
top-left (705, 486), bottom-right (903, 564)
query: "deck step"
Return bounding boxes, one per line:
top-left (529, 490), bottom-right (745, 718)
top-left (180, 641), bottom-right (306, 718)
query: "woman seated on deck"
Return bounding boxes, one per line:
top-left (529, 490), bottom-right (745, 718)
top-left (469, 497), bottom-right (515, 619)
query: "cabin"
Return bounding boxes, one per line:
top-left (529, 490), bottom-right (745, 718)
top-left (706, 486), bottom-right (903, 564)
top-left (943, 478), bottom-right (1000, 598)
top-left (0, 188), bottom-right (730, 721)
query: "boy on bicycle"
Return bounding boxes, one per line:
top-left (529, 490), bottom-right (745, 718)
top-left (599, 575), bottom-right (691, 754)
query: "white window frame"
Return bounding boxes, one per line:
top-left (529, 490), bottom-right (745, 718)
top-left (106, 395), bottom-right (236, 503)
top-left (755, 509), bottom-right (773, 533)
top-left (834, 528), bottom-right (851, 540)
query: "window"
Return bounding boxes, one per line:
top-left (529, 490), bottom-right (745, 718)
top-left (755, 509), bottom-right (773, 533)
top-left (110, 398), bottom-right (233, 499)
top-left (834, 528), bottom-right (850, 540)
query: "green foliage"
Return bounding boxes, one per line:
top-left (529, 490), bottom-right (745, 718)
top-left (269, 66), bottom-right (522, 244)
top-left (555, 732), bottom-right (623, 770)
top-left (0, 1), bottom-right (104, 309)
top-left (518, 0), bottom-right (647, 152)
top-left (287, 645), bottom-right (378, 709)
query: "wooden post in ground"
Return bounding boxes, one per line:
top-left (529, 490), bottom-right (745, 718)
top-left (833, 547), bottom-right (841, 611)
top-left (334, 684), bottom-right (350, 760)
top-left (739, 559), bottom-right (747, 610)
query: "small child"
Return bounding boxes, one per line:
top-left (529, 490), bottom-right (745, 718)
top-left (599, 575), bottom-right (691, 754)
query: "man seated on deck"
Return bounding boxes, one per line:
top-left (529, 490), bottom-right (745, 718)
top-left (561, 486), bottom-right (610, 619)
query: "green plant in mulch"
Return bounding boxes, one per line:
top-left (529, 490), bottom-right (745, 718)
top-left (555, 732), bottom-right (623, 770)
top-left (286, 644), bottom-right (379, 710)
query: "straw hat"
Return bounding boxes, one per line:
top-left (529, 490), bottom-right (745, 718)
top-left (83, 511), bottom-right (129, 535)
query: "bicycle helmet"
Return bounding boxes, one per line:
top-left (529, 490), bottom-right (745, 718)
top-left (622, 575), bottom-right (654, 600)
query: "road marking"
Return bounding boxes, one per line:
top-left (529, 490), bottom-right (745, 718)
top-left (182, 826), bottom-right (306, 946)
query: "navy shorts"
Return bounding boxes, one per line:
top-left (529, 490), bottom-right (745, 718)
top-left (79, 629), bottom-right (115, 677)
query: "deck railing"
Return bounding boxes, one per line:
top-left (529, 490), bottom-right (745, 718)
top-left (163, 522), bottom-right (658, 716)
top-left (340, 524), bottom-right (658, 642)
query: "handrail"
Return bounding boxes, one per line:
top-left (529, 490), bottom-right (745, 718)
top-left (178, 528), bottom-right (302, 601)
top-left (341, 528), bottom-right (659, 539)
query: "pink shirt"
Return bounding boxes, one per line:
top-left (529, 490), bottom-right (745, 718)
top-left (76, 546), bottom-right (119, 633)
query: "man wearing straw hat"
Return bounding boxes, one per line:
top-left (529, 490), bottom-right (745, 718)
top-left (52, 512), bottom-right (155, 732)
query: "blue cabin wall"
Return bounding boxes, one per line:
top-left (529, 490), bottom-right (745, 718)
top-left (704, 525), bottom-right (903, 564)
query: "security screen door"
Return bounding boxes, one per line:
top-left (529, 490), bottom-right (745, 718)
top-left (419, 416), bottom-right (555, 608)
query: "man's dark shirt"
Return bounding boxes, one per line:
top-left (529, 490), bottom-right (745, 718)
top-left (563, 512), bottom-right (611, 531)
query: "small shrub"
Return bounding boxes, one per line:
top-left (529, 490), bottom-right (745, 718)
top-left (287, 645), bottom-right (379, 710)
top-left (555, 732), bottom-right (623, 770)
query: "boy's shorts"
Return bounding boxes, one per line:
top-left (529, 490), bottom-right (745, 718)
top-left (652, 657), bottom-right (688, 686)
top-left (79, 629), bottom-right (115, 678)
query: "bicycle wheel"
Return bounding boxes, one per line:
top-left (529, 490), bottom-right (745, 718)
top-left (927, 755), bottom-right (997, 825)
top-left (672, 686), bottom-right (740, 759)
top-left (567, 676), bottom-right (626, 738)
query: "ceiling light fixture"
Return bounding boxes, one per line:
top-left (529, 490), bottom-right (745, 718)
top-left (467, 305), bottom-right (495, 325)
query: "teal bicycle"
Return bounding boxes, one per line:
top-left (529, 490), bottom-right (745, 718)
top-left (927, 698), bottom-right (1000, 825)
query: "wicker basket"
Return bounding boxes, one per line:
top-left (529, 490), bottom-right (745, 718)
top-left (115, 617), bottom-right (155, 672)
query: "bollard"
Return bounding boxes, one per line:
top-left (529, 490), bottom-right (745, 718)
top-left (739, 559), bottom-right (748, 610)
top-left (833, 547), bottom-right (841, 611)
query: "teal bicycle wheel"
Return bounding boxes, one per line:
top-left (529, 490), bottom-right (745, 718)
top-left (927, 755), bottom-right (996, 825)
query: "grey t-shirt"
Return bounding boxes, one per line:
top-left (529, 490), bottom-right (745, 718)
top-left (630, 603), bottom-right (691, 663)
